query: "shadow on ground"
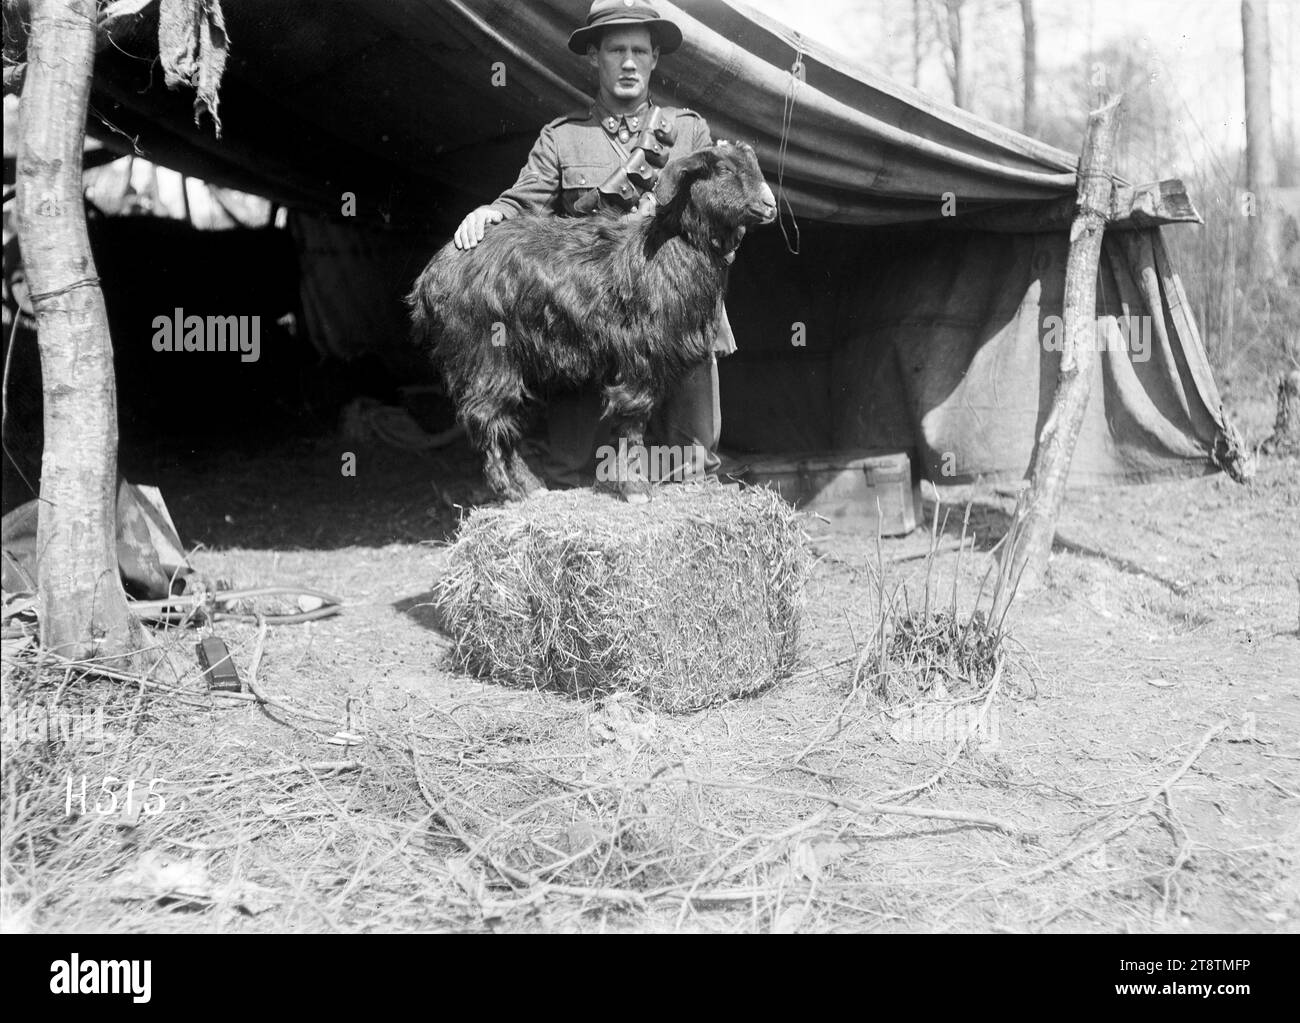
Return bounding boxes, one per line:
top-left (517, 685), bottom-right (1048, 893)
top-left (119, 437), bottom-right (478, 550)
top-left (916, 491), bottom-right (1198, 595)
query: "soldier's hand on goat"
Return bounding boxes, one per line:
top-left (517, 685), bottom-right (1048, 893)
top-left (621, 193), bottom-right (655, 223)
top-left (454, 206), bottom-right (504, 250)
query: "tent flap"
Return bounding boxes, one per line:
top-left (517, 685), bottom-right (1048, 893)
top-left (724, 222), bottom-right (1237, 484)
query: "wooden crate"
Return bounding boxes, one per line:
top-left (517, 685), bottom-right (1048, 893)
top-left (737, 449), bottom-right (920, 536)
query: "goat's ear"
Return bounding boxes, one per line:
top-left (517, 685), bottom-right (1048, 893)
top-left (654, 148), bottom-right (717, 205)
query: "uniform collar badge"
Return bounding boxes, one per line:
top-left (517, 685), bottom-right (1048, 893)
top-left (597, 101), bottom-right (651, 143)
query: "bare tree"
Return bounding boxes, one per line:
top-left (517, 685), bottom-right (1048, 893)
top-left (929, 0), bottom-right (968, 108)
top-left (1288, 0), bottom-right (1298, 186)
top-left (1020, 0), bottom-right (1037, 134)
top-left (1242, 0), bottom-right (1282, 279)
top-left (16, 0), bottom-right (140, 662)
top-left (912, 0), bottom-right (923, 88)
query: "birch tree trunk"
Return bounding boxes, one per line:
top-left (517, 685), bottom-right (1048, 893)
top-left (17, 0), bottom-right (140, 662)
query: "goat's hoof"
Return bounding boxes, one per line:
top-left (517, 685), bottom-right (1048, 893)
top-left (619, 479), bottom-right (652, 504)
top-left (487, 483), bottom-right (526, 503)
top-left (510, 459), bottom-right (549, 498)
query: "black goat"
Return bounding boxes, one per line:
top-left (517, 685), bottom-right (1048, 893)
top-left (407, 141), bottom-right (777, 502)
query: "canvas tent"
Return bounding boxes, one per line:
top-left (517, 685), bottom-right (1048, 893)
top-left (79, 0), bottom-right (1245, 485)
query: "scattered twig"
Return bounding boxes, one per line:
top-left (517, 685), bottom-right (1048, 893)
top-left (941, 720), bottom-right (1227, 918)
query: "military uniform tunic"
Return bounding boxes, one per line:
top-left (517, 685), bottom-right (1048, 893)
top-left (490, 103), bottom-right (707, 214)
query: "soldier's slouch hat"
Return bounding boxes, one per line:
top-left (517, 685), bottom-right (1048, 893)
top-left (568, 0), bottom-right (683, 55)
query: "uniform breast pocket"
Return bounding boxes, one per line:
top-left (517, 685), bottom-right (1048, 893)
top-left (560, 164), bottom-right (609, 191)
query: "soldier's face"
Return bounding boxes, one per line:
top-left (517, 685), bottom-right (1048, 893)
top-left (590, 27), bottom-right (659, 105)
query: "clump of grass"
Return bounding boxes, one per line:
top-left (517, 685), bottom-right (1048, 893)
top-left (854, 501), bottom-right (1016, 709)
top-left (1, 634), bottom-right (164, 931)
top-left (866, 608), bottom-right (1002, 705)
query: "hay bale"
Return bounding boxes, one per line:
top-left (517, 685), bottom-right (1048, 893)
top-left (434, 485), bottom-right (808, 711)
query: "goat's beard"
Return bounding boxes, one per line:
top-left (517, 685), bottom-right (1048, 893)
top-left (711, 224), bottom-right (748, 261)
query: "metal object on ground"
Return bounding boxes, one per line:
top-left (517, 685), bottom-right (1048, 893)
top-left (195, 636), bottom-right (243, 692)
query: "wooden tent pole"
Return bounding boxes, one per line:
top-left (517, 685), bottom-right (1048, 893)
top-left (17, 0), bottom-right (141, 662)
top-left (1001, 96), bottom-right (1122, 601)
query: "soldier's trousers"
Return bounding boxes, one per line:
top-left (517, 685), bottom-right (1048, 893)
top-left (542, 353), bottom-right (722, 488)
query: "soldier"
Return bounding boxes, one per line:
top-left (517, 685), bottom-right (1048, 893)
top-left (452, 0), bottom-right (733, 489)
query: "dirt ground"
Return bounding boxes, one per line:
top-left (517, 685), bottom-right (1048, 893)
top-left (3, 397), bottom-right (1297, 933)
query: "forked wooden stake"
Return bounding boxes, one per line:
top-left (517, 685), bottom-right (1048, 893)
top-left (1000, 96), bottom-right (1123, 603)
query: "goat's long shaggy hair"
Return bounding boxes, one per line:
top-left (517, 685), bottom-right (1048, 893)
top-left (407, 143), bottom-right (775, 495)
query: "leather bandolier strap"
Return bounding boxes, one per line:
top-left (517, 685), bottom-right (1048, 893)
top-left (573, 106), bottom-right (679, 216)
